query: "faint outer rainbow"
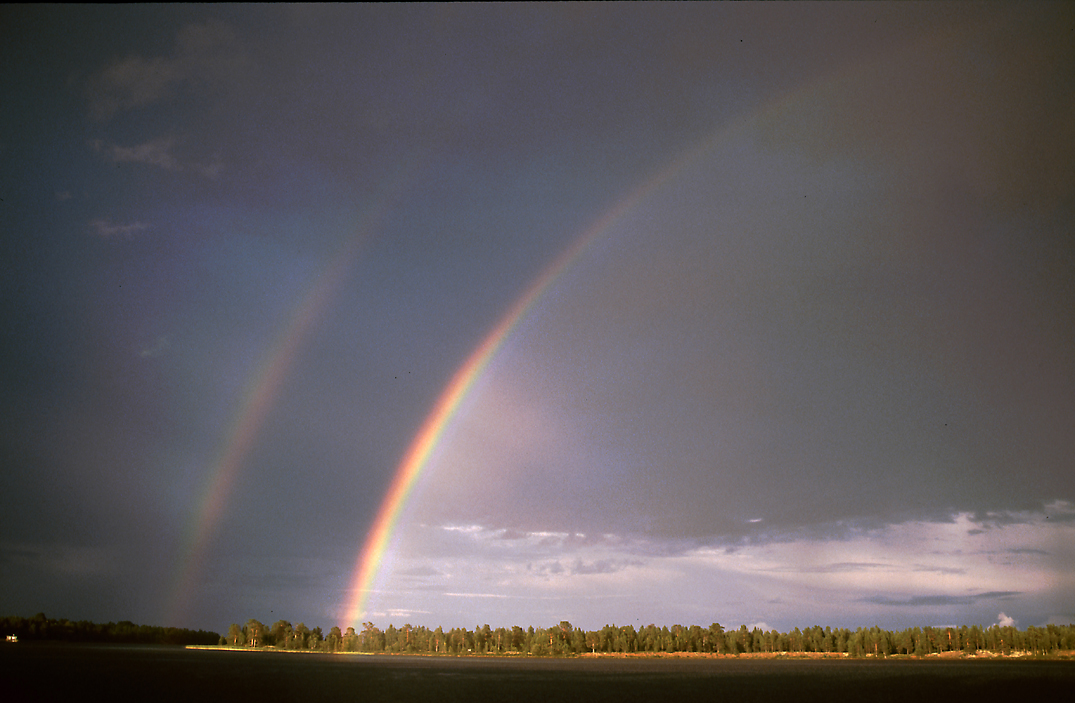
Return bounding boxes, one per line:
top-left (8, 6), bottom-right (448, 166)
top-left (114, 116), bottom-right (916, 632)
top-left (343, 134), bottom-right (728, 627)
top-left (165, 189), bottom-right (405, 627)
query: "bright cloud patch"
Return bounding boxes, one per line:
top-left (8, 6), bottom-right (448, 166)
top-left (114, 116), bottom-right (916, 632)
top-left (364, 503), bottom-right (1075, 630)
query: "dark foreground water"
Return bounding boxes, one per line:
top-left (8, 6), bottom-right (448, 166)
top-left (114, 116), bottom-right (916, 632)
top-left (2, 644), bottom-right (1073, 702)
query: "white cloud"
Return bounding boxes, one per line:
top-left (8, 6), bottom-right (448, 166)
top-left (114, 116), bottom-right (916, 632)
top-left (386, 608), bottom-right (431, 619)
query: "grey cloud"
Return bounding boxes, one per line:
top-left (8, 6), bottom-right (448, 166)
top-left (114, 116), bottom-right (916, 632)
top-left (441, 592), bottom-right (509, 600)
top-left (396, 565), bottom-right (442, 578)
top-left (90, 137), bottom-right (223, 177)
top-left (571, 559), bottom-right (642, 576)
top-left (527, 558), bottom-right (640, 578)
top-left (863, 591), bottom-right (1021, 607)
top-left (571, 560), bottom-right (617, 575)
top-left (753, 5), bottom-right (1075, 214)
top-left (86, 55), bottom-right (184, 120)
top-left (91, 138), bottom-right (179, 170)
top-left (138, 335), bottom-right (171, 359)
top-left (912, 565), bottom-right (967, 576)
top-left (1043, 502), bottom-right (1075, 523)
top-left (85, 20), bottom-right (251, 120)
top-left (89, 219), bottom-right (151, 238)
top-left (969, 503), bottom-right (1075, 530)
top-left (540, 561), bottom-right (564, 576)
top-left (0, 541), bottom-right (112, 577)
top-left (762, 562), bottom-right (889, 575)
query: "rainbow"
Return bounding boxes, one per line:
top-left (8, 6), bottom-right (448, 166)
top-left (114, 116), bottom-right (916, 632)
top-left (156, 20), bottom-right (965, 628)
top-left (338, 28), bottom-right (926, 620)
top-left (341, 130), bottom-right (735, 626)
top-left (165, 186), bottom-right (407, 627)
top-left (337, 22), bottom-right (969, 623)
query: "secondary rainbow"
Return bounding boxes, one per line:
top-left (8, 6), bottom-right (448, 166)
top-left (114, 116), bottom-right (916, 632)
top-left (164, 189), bottom-right (404, 627)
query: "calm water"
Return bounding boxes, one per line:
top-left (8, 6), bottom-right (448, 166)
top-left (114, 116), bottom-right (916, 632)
top-left (2, 644), bottom-right (1073, 702)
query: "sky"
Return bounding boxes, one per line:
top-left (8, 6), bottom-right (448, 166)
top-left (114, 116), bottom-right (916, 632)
top-left (2, 3), bottom-right (1073, 636)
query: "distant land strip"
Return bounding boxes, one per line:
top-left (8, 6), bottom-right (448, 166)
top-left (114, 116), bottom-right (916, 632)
top-left (210, 618), bottom-right (1075, 659)
top-left (7, 614), bottom-right (1074, 659)
top-left (1, 613), bottom-right (218, 645)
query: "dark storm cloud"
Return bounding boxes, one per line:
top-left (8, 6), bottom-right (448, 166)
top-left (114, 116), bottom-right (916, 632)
top-left (2, 3), bottom-right (1072, 634)
top-left (412, 3), bottom-right (1075, 545)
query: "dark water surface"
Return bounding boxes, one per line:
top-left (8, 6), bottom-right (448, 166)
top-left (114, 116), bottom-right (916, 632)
top-left (2, 644), bottom-right (1073, 702)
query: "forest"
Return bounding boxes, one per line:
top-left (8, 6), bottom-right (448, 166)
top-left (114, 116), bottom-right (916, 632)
top-left (6, 612), bottom-right (1073, 658)
top-left (1, 613), bottom-right (219, 645)
top-left (218, 619), bottom-right (1075, 658)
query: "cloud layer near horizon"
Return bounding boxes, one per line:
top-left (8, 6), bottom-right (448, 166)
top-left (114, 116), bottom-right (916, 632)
top-left (373, 502), bottom-right (1074, 630)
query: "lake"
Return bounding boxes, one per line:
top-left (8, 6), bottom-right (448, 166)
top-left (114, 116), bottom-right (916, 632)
top-left (2, 644), bottom-right (1072, 702)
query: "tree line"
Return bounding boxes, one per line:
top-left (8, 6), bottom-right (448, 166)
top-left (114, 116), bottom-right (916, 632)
top-left (1, 613), bottom-right (219, 645)
top-left (6, 612), bottom-right (1071, 657)
top-left (224, 619), bottom-right (1075, 658)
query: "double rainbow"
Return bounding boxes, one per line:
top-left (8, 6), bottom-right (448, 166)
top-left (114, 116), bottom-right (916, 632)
top-left (166, 25), bottom-right (931, 627)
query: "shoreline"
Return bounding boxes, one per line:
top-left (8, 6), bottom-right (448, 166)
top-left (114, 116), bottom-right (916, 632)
top-left (187, 645), bottom-right (1075, 661)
